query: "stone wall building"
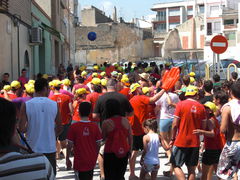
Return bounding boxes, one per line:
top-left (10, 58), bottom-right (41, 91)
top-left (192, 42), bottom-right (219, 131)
top-left (75, 6), bottom-right (154, 64)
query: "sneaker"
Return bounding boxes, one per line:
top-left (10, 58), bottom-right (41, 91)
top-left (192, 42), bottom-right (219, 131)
top-left (163, 171), bottom-right (172, 177)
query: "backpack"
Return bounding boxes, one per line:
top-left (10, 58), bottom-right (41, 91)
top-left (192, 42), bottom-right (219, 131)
top-left (110, 117), bottom-right (130, 158)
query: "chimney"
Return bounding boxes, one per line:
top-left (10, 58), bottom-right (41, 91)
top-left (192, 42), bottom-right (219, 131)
top-left (113, 6), bottom-right (117, 22)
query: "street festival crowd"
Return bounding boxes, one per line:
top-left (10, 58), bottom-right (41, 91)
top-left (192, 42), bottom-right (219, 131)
top-left (0, 61), bottom-right (240, 180)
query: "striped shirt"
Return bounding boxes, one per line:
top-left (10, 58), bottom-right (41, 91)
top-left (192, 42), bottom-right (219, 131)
top-left (0, 152), bottom-right (55, 180)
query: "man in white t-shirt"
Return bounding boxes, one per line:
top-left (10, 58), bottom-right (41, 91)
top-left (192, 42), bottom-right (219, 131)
top-left (155, 91), bottom-right (179, 159)
top-left (19, 78), bottom-right (62, 175)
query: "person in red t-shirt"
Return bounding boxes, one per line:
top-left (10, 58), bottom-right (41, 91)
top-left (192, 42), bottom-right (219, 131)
top-left (128, 83), bottom-right (165, 179)
top-left (170, 85), bottom-right (207, 180)
top-left (66, 102), bottom-right (102, 179)
top-left (72, 88), bottom-right (89, 124)
top-left (193, 102), bottom-right (223, 180)
top-left (86, 78), bottom-right (102, 122)
top-left (49, 80), bottom-right (73, 160)
top-left (119, 76), bottom-right (132, 100)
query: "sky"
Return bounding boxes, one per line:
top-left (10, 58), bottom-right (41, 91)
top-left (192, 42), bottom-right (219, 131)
top-left (79, 0), bottom-right (182, 22)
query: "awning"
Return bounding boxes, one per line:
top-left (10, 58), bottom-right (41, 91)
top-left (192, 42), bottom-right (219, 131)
top-left (41, 23), bottom-right (65, 42)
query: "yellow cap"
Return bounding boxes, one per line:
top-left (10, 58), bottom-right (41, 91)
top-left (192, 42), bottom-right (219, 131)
top-left (122, 74), bottom-right (128, 79)
top-left (81, 71), bottom-right (87, 77)
top-left (24, 84), bottom-right (35, 94)
top-left (11, 80), bottom-right (21, 89)
top-left (76, 88), bottom-right (88, 95)
top-left (42, 74), bottom-right (48, 79)
top-left (142, 87), bottom-right (150, 95)
top-left (3, 85), bottom-right (11, 92)
top-left (28, 80), bottom-right (35, 85)
top-left (91, 78), bottom-right (101, 85)
top-left (204, 101), bottom-right (217, 113)
top-left (130, 83), bottom-right (141, 93)
top-left (189, 72), bottom-right (196, 77)
top-left (101, 79), bottom-right (107, 86)
top-left (62, 79), bottom-right (71, 86)
top-left (52, 80), bottom-right (62, 87)
top-left (100, 72), bottom-right (106, 77)
top-left (49, 81), bottom-right (54, 87)
top-left (185, 85), bottom-right (198, 96)
top-left (190, 77), bottom-right (195, 83)
top-left (79, 65), bottom-right (86, 71)
top-left (93, 65), bottom-right (99, 70)
top-left (92, 72), bottom-right (98, 78)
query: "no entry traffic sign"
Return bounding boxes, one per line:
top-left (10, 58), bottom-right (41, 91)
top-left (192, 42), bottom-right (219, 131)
top-left (210, 35), bottom-right (228, 54)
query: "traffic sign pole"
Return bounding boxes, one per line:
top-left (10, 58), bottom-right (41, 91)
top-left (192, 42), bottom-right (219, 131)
top-left (210, 35), bottom-right (228, 75)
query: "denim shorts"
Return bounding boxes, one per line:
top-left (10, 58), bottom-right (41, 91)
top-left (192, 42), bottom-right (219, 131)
top-left (159, 118), bottom-right (173, 132)
top-left (142, 163), bottom-right (159, 173)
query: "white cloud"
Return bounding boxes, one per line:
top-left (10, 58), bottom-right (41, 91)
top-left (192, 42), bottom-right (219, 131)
top-left (100, 1), bottom-right (114, 16)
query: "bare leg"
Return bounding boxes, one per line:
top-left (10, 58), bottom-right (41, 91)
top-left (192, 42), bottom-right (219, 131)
top-left (60, 140), bottom-right (67, 158)
top-left (187, 166), bottom-right (196, 180)
top-left (160, 131), bottom-right (171, 159)
top-left (129, 150), bottom-right (139, 177)
top-left (173, 166), bottom-right (186, 180)
top-left (151, 170), bottom-right (158, 180)
top-left (98, 154), bottom-right (105, 179)
top-left (139, 167), bottom-right (147, 180)
top-left (201, 163), bottom-right (210, 180)
top-left (56, 140), bottom-right (61, 159)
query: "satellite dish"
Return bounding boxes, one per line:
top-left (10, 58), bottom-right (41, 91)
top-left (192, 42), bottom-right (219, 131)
top-left (88, 32), bottom-right (97, 41)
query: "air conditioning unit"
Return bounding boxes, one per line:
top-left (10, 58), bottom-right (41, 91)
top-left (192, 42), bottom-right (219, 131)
top-left (30, 27), bottom-right (42, 44)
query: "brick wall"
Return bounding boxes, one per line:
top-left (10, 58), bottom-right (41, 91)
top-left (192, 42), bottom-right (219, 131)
top-left (8, 0), bottom-right (31, 25)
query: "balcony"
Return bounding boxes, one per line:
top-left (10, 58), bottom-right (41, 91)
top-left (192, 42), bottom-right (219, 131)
top-left (0, 0), bottom-right (9, 11)
top-left (153, 31), bottom-right (168, 39)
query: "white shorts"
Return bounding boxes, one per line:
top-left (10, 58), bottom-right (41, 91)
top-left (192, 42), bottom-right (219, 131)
top-left (217, 141), bottom-right (240, 179)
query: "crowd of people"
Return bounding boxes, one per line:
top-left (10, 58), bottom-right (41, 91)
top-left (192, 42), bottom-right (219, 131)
top-left (0, 61), bottom-right (240, 180)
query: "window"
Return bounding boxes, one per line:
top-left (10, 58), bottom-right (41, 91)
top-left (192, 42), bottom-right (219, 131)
top-left (207, 23), bottom-right (212, 35)
top-left (225, 31), bottom-right (236, 40)
top-left (156, 23), bottom-right (166, 32)
top-left (210, 6), bottom-right (219, 14)
top-left (213, 21), bottom-right (221, 32)
top-left (169, 22), bottom-right (179, 29)
top-left (169, 8), bottom-right (180, 16)
top-left (199, 5), bottom-right (205, 14)
top-left (224, 19), bottom-right (234, 25)
top-left (157, 11), bottom-right (166, 21)
top-left (187, 8), bottom-right (193, 15)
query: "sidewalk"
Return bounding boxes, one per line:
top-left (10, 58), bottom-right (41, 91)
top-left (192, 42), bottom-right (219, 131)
top-left (57, 147), bottom-right (193, 180)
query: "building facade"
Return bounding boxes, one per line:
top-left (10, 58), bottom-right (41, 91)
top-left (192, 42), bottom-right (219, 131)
top-left (151, 0), bottom-right (205, 57)
top-left (0, 0), bottom-right (32, 80)
top-left (204, 0), bottom-right (240, 63)
top-left (76, 6), bottom-right (154, 64)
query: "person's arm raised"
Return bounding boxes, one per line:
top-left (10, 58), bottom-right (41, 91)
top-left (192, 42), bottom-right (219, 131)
top-left (149, 89), bottom-right (165, 104)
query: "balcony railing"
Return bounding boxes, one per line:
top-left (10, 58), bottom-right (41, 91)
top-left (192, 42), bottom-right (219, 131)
top-left (0, 0), bottom-right (9, 11)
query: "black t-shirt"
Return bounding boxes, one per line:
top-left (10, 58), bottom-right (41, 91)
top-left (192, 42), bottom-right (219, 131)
top-left (2, 80), bottom-right (10, 86)
top-left (94, 92), bottom-right (133, 121)
top-left (200, 95), bottom-right (213, 104)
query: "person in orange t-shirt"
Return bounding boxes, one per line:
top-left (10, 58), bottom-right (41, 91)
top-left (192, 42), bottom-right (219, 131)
top-left (128, 83), bottom-right (165, 179)
top-left (49, 80), bottom-right (73, 160)
top-left (170, 86), bottom-right (207, 180)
